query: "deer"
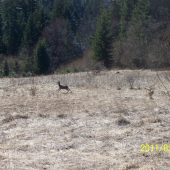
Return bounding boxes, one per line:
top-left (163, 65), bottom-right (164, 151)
top-left (148, 89), bottom-right (154, 99)
top-left (57, 81), bottom-right (72, 93)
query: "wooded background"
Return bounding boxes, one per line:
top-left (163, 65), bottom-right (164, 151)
top-left (0, 0), bottom-right (170, 76)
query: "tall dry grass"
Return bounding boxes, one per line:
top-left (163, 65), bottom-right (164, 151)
top-left (0, 70), bottom-right (170, 169)
top-left (0, 69), bottom-right (163, 90)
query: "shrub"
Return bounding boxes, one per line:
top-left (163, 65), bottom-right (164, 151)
top-left (13, 58), bottom-right (20, 73)
top-left (72, 66), bottom-right (79, 73)
top-left (22, 71), bottom-right (32, 77)
top-left (9, 71), bottom-right (18, 78)
top-left (2, 57), bottom-right (9, 76)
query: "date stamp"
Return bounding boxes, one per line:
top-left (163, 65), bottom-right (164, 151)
top-left (141, 144), bottom-right (170, 152)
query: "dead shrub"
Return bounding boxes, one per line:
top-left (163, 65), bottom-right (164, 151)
top-left (58, 114), bottom-right (67, 119)
top-left (2, 114), bottom-right (28, 124)
top-left (39, 113), bottom-right (47, 118)
top-left (15, 115), bottom-right (28, 119)
top-left (30, 86), bottom-right (36, 96)
top-left (149, 117), bottom-right (162, 123)
top-left (2, 115), bottom-right (14, 123)
top-left (117, 116), bottom-right (130, 126)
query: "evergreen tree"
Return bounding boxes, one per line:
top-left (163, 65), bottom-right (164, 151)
top-left (1, 0), bottom-right (27, 54)
top-left (119, 0), bottom-right (138, 41)
top-left (23, 12), bottom-right (36, 47)
top-left (92, 11), bottom-right (111, 68)
top-left (34, 8), bottom-right (49, 37)
top-left (131, 0), bottom-right (150, 24)
top-left (26, 0), bottom-right (38, 13)
top-left (110, 0), bottom-right (121, 21)
top-left (13, 58), bottom-right (20, 73)
top-left (2, 57), bottom-right (9, 76)
top-left (24, 55), bottom-right (31, 72)
top-left (23, 7), bottom-right (48, 48)
top-left (34, 38), bottom-right (49, 74)
top-left (131, 0), bottom-right (150, 37)
top-left (2, 0), bottom-right (19, 54)
top-left (51, 0), bottom-right (69, 20)
top-left (0, 0), bottom-right (3, 54)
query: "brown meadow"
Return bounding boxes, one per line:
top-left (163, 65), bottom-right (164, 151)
top-left (0, 70), bottom-right (170, 169)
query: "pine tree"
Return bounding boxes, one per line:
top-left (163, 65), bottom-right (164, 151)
top-left (34, 8), bottom-right (49, 38)
top-left (0, 0), bottom-right (3, 54)
top-left (51, 0), bottom-right (69, 20)
top-left (26, 0), bottom-right (38, 13)
top-left (110, 0), bottom-right (121, 21)
top-left (131, 0), bottom-right (150, 37)
top-left (132, 0), bottom-right (150, 24)
top-left (24, 55), bottom-right (31, 72)
top-left (34, 38), bottom-right (49, 74)
top-left (2, 0), bottom-right (19, 54)
top-left (119, 0), bottom-right (138, 41)
top-left (2, 57), bottom-right (9, 76)
top-left (92, 11), bottom-right (111, 68)
top-left (23, 12), bottom-right (36, 47)
top-left (13, 58), bottom-right (20, 73)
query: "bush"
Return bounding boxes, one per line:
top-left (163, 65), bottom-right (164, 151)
top-left (22, 71), bottom-right (32, 77)
top-left (24, 56), bottom-right (31, 73)
top-left (2, 57), bottom-right (9, 77)
top-left (13, 58), bottom-right (20, 73)
top-left (9, 71), bottom-right (18, 78)
top-left (71, 66), bottom-right (79, 73)
top-left (117, 116), bottom-right (130, 126)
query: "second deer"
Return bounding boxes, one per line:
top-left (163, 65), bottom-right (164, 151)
top-left (148, 89), bottom-right (154, 99)
top-left (57, 81), bottom-right (72, 93)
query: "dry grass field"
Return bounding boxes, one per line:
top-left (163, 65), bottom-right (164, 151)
top-left (0, 70), bottom-right (170, 170)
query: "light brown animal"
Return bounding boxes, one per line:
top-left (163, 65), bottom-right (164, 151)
top-left (148, 89), bottom-right (154, 99)
top-left (57, 81), bottom-right (72, 93)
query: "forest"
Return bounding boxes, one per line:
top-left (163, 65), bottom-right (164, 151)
top-left (0, 0), bottom-right (170, 77)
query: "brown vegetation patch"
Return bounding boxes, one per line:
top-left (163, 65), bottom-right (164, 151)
top-left (117, 116), bottom-right (130, 126)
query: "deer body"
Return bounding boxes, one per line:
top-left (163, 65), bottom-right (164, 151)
top-left (57, 81), bottom-right (72, 93)
top-left (148, 89), bottom-right (154, 99)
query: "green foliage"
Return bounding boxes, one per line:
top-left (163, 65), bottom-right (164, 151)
top-left (55, 66), bottom-right (80, 74)
top-left (13, 58), bottom-right (20, 73)
top-left (132, 0), bottom-right (150, 22)
top-left (22, 4), bottom-right (48, 48)
top-left (0, 13), bottom-right (2, 54)
top-left (92, 10), bottom-right (111, 68)
top-left (51, 0), bottom-right (69, 20)
top-left (110, 0), bottom-right (121, 21)
top-left (72, 66), bottom-right (79, 73)
top-left (119, 0), bottom-right (138, 41)
top-left (34, 8), bottom-right (49, 35)
top-left (2, 0), bottom-right (22, 54)
top-left (0, 0), bottom-right (169, 72)
top-left (2, 57), bottom-right (9, 76)
top-left (24, 55), bottom-right (31, 72)
top-left (34, 38), bottom-right (49, 74)
top-left (22, 12), bottom-right (36, 47)
top-left (9, 71), bottom-right (18, 78)
top-left (22, 71), bottom-right (32, 77)
top-left (26, 0), bottom-right (38, 13)
top-left (131, 0), bottom-right (150, 38)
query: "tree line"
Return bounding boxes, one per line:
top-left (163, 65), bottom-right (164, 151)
top-left (0, 0), bottom-right (170, 77)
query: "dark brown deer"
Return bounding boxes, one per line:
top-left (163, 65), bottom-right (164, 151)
top-left (57, 81), bottom-right (72, 93)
